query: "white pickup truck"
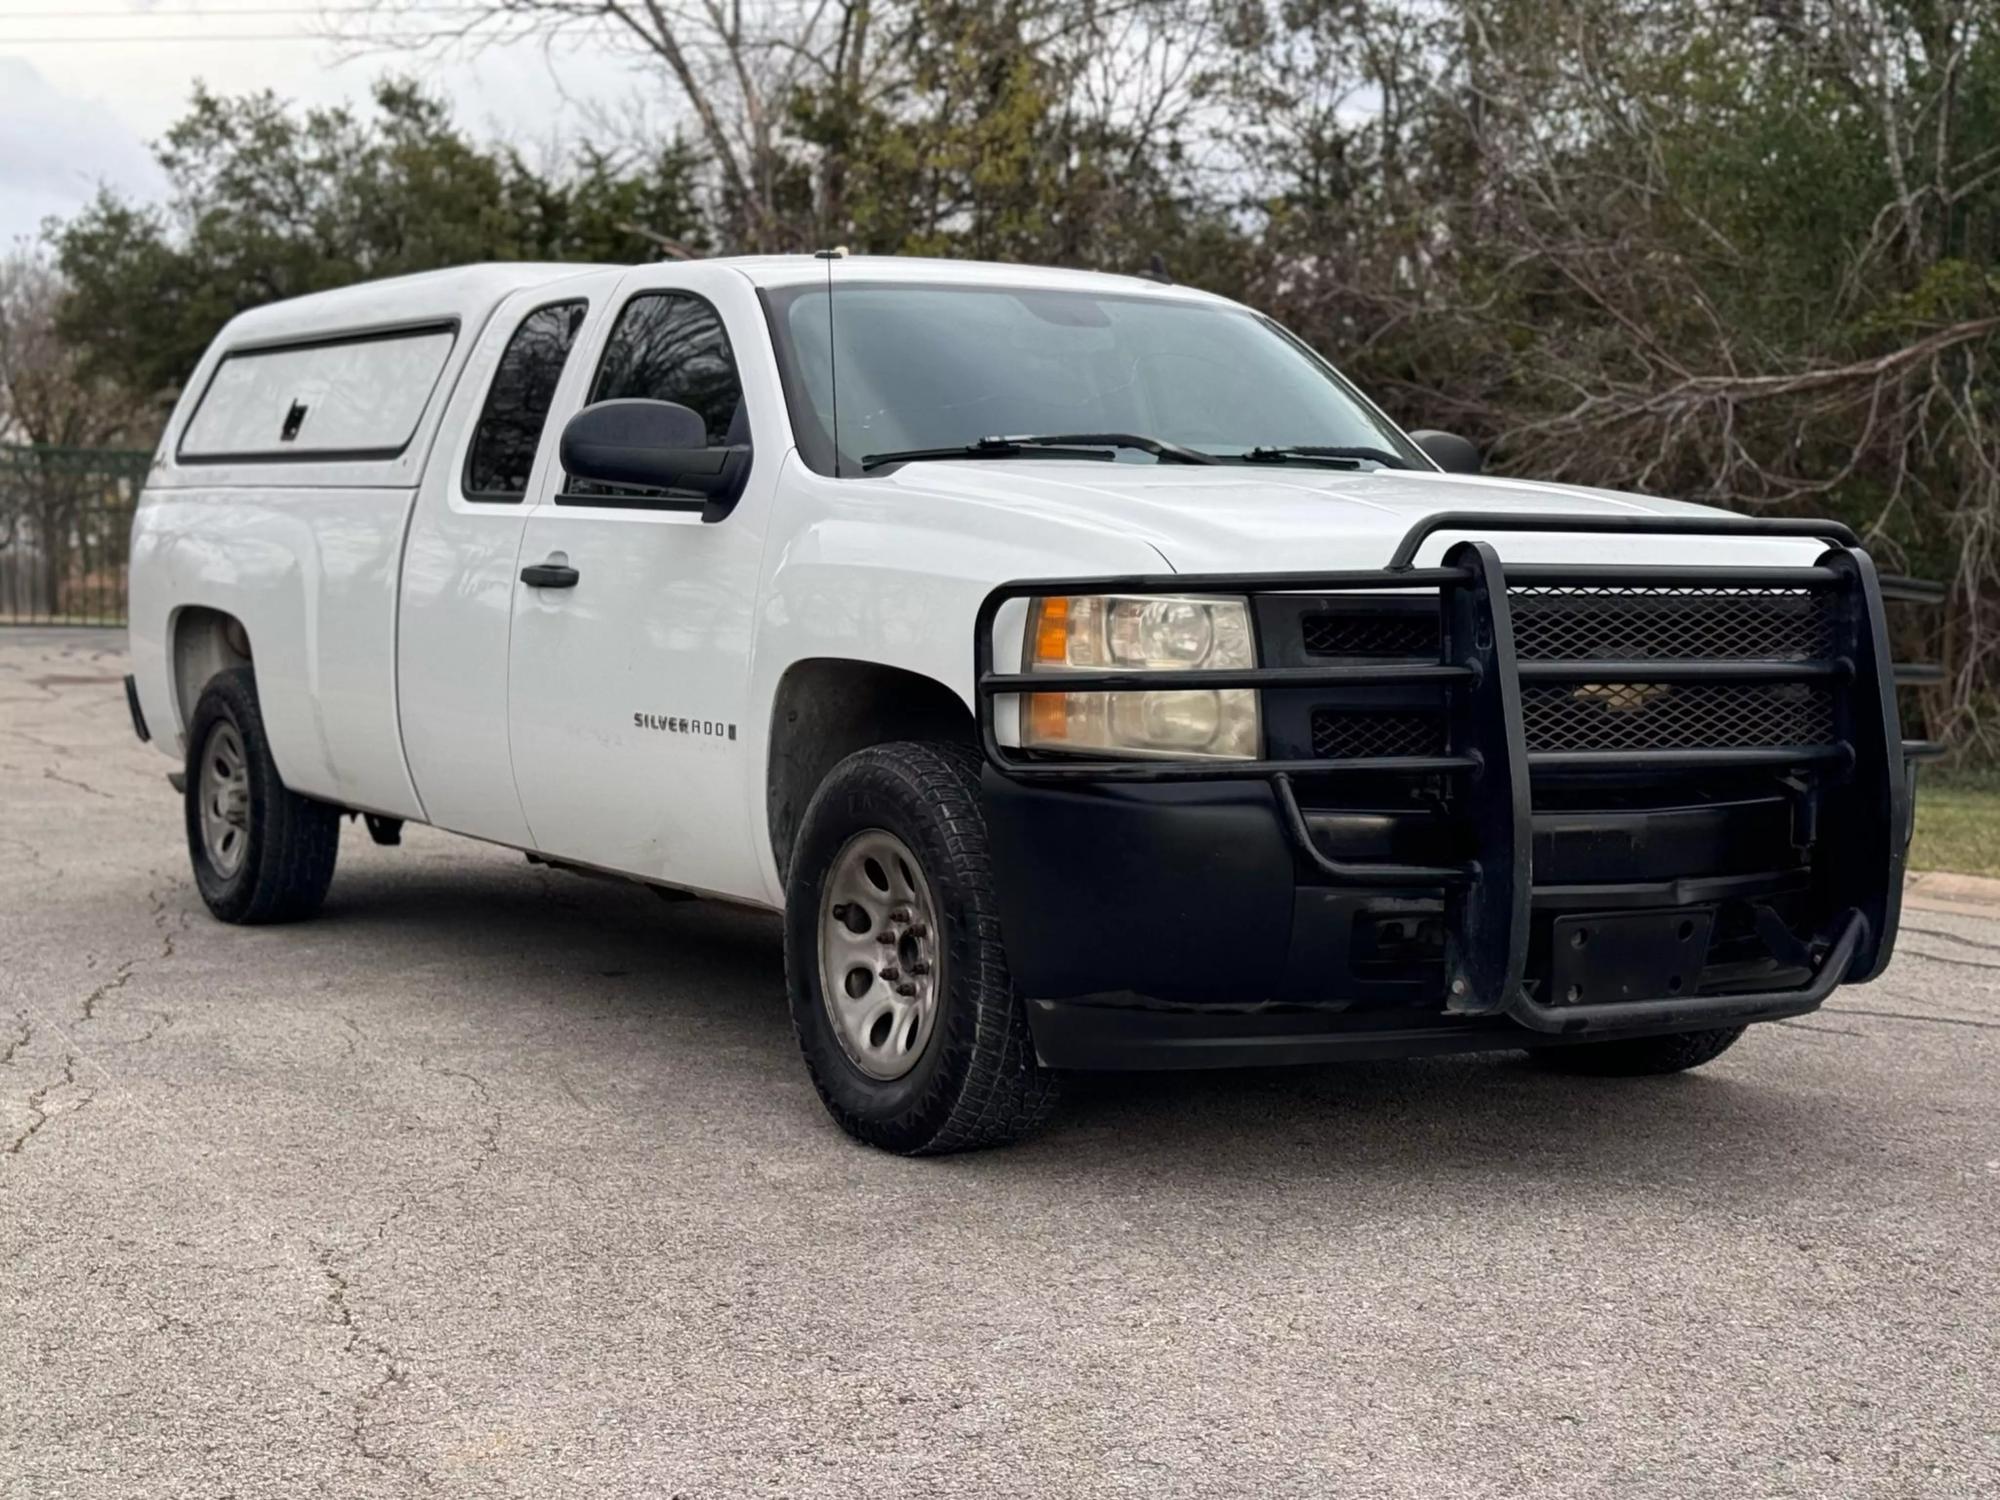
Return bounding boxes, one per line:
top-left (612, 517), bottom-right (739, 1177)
top-left (125, 255), bottom-right (1930, 1153)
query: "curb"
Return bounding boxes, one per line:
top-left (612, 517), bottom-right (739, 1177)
top-left (1905, 869), bottom-right (2000, 916)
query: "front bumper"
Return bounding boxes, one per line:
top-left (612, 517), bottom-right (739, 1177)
top-left (986, 772), bottom-right (1871, 1068)
top-left (974, 509), bottom-right (1941, 1070)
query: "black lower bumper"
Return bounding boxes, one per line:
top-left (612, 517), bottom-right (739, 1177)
top-left (1024, 985), bottom-right (1849, 1071)
top-left (985, 771), bottom-right (1867, 1069)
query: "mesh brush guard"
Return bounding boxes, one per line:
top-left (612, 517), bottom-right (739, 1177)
top-left (974, 510), bottom-right (1942, 1035)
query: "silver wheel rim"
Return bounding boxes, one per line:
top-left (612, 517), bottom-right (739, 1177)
top-left (198, 721), bottom-right (250, 878)
top-left (817, 829), bottom-right (943, 1081)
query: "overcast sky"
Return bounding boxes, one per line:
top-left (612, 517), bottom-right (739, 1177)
top-left (0, 2), bottom-right (659, 249)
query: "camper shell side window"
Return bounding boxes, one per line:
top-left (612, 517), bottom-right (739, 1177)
top-left (176, 322), bottom-right (459, 464)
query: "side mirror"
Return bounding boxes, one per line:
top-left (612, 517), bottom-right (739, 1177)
top-left (558, 398), bottom-right (751, 521)
top-left (1409, 429), bottom-right (1482, 475)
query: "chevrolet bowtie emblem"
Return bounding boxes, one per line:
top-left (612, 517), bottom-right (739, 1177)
top-left (1573, 681), bottom-right (1671, 712)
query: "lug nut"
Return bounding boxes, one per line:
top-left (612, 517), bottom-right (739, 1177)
top-left (880, 966), bottom-right (900, 982)
top-left (908, 961), bottom-right (930, 976)
top-left (895, 982), bottom-right (917, 996)
top-left (906, 923), bottom-right (928, 940)
top-left (876, 932), bottom-right (896, 945)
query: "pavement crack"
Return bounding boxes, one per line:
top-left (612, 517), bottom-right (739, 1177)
top-left (5, 1053), bottom-right (92, 1157)
top-left (131, 1010), bottom-right (174, 1047)
top-left (79, 959), bottom-right (140, 1023)
top-left (1900, 923), bottom-right (2000, 955)
top-left (0, 832), bottom-right (59, 879)
top-left (316, 1248), bottom-right (433, 1490)
top-left (145, 880), bottom-right (180, 961)
top-left (0, 1014), bottom-right (28, 1067)
top-left (0, 725), bottom-right (67, 753)
top-left (365, 1061), bottom-right (502, 1243)
top-left (42, 766), bottom-right (114, 800)
top-left (421, 1059), bottom-right (501, 1178)
top-left (424, 1059), bottom-right (492, 1106)
top-left (1895, 945), bottom-right (2000, 974)
top-left (1821, 1005), bottom-right (2000, 1033)
top-left (1775, 1018), bottom-right (1867, 1038)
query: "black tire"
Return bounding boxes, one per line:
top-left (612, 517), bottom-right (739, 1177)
top-left (184, 667), bottom-right (340, 924)
top-left (784, 741), bottom-right (1057, 1154)
top-left (1527, 1025), bottom-right (1746, 1077)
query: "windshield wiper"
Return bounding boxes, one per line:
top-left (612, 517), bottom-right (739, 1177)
top-left (1241, 445), bottom-right (1414, 470)
top-left (861, 432), bottom-right (1219, 471)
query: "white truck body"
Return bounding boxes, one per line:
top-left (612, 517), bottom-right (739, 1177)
top-left (130, 256), bottom-right (1823, 906)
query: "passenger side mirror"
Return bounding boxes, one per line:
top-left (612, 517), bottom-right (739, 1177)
top-left (558, 398), bottom-right (751, 521)
top-left (1409, 429), bottom-right (1482, 475)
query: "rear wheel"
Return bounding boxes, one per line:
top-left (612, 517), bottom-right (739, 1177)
top-left (1528, 1025), bottom-right (1745, 1077)
top-left (784, 741), bottom-right (1057, 1154)
top-left (185, 667), bottom-right (340, 924)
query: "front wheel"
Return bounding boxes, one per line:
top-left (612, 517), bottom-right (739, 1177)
top-left (185, 667), bottom-right (340, 924)
top-left (1527, 1025), bottom-right (1745, 1077)
top-left (784, 741), bottom-right (1056, 1154)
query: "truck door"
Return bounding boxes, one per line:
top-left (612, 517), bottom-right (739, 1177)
top-left (398, 271), bottom-right (623, 845)
top-left (504, 264), bottom-right (776, 899)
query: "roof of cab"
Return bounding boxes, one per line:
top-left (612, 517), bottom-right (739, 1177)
top-left (213, 262), bottom-right (616, 348)
top-left (209, 254), bottom-right (1235, 352)
top-left (718, 253), bottom-right (1235, 304)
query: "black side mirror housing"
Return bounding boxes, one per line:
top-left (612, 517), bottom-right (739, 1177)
top-left (1409, 429), bottom-right (1482, 475)
top-left (558, 398), bottom-right (751, 522)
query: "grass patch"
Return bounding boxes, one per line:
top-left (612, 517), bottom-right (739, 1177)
top-left (1910, 768), bottom-right (2000, 877)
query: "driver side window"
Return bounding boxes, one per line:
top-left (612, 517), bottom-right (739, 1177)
top-left (561, 291), bottom-right (748, 507)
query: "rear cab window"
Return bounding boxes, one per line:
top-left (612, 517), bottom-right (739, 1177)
top-left (463, 301), bottom-right (588, 503)
top-left (177, 325), bottom-right (457, 462)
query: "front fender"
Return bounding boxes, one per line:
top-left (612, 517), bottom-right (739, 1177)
top-left (743, 460), bottom-right (1171, 902)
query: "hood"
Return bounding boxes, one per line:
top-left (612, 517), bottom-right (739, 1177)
top-left (875, 461), bottom-right (1832, 573)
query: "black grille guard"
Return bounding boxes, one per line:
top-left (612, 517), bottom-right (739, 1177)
top-left (973, 510), bottom-right (1943, 1034)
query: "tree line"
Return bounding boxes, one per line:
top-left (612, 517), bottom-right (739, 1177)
top-left (4, 0), bottom-right (1994, 747)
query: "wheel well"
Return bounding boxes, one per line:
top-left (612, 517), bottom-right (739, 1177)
top-left (171, 606), bottom-right (253, 736)
top-left (767, 659), bottom-right (974, 879)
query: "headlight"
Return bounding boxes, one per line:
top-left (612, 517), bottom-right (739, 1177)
top-left (1020, 594), bottom-right (1260, 760)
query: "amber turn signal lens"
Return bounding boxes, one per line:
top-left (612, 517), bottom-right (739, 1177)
top-left (1027, 692), bottom-right (1069, 742)
top-left (1030, 596), bottom-right (1071, 666)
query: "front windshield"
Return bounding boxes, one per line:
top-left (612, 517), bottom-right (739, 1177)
top-left (768, 281), bottom-right (1427, 475)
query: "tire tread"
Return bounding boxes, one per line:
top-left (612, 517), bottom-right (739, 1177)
top-left (1529, 1025), bottom-right (1745, 1077)
top-left (786, 740), bottom-right (1056, 1154)
top-left (186, 667), bottom-right (339, 924)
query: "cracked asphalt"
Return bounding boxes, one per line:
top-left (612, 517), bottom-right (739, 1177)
top-left (3, 626), bottom-right (1998, 1499)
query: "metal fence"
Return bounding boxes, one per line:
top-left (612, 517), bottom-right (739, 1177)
top-left (0, 445), bottom-right (152, 627)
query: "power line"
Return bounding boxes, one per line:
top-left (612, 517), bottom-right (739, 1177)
top-left (0, 0), bottom-right (793, 11)
top-left (0, 0), bottom-right (803, 41)
top-left (0, 4), bottom-right (489, 12)
top-left (0, 31), bottom-right (475, 42)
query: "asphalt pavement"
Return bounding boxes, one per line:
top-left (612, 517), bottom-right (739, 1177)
top-left (3, 628), bottom-right (1996, 1499)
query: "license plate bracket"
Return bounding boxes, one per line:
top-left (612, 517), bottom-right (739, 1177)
top-left (1548, 907), bottom-right (1716, 1008)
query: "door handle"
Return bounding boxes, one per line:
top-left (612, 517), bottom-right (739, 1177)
top-left (520, 561), bottom-right (579, 589)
